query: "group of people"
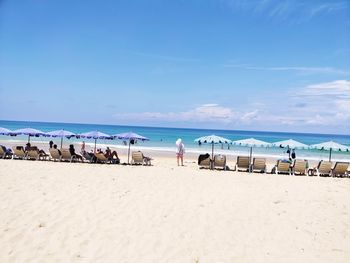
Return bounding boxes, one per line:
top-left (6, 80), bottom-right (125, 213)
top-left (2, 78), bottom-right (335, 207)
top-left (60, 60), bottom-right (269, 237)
top-left (80, 141), bottom-right (120, 163)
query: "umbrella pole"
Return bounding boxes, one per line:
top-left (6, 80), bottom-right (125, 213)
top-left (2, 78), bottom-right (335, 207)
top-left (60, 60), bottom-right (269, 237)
top-left (60, 137), bottom-right (63, 149)
top-left (211, 142), bottom-right (214, 170)
top-left (127, 140), bottom-right (131, 164)
top-left (28, 135), bottom-right (30, 143)
top-left (329, 148), bottom-right (332, 162)
top-left (94, 139), bottom-right (97, 153)
top-left (249, 147), bottom-right (252, 172)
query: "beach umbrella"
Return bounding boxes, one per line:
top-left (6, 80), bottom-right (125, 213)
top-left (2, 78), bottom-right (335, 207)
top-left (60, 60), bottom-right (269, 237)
top-left (46, 129), bottom-right (76, 149)
top-left (272, 139), bottom-right (308, 158)
top-left (310, 141), bottom-right (350, 161)
top-left (231, 138), bottom-right (271, 168)
top-left (78, 131), bottom-right (113, 153)
top-left (112, 132), bottom-right (150, 164)
top-left (10, 128), bottom-right (47, 143)
top-left (194, 135), bottom-right (232, 168)
top-left (0, 127), bottom-right (12, 135)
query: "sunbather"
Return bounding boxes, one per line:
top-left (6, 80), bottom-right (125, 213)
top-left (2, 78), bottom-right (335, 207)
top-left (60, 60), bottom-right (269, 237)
top-left (69, 144), bottom-right (83, 161)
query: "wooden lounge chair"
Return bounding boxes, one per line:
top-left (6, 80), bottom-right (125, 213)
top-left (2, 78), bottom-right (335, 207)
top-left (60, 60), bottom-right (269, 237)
top-left (331, 162), bottom-right (349, 177)
top-left (131, 151), bottom-right (152, 165)
top-left (49, 148), bottom-right (61, 162)
top-left (235, 156), bottom-right (250, 172)
top-left (308, 160), bottom-right (332, 176)
top-left (0, 145), bottom-right (12, 159)
top-left (95, 153), bottom-right (110, 164)
top-left (251, 158), bottom-right (266, 173)
top-left (292, 159), bottom-right (308, 175)
top-left (273, 160), bottom-right (291, 175)
top-left (213, 154), bottom-right (226, 170)
top-left (60, 148), bottom-right (77, 162)
top-left (198, 154), bottom-right (211, 169)
top-left (27, 149), bottom-right (41, 160)
top-left (12, 146), bottom-right (26, 159)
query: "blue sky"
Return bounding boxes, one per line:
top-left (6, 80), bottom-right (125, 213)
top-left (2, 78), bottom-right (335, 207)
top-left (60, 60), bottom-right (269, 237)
top-left (1, 0), bottom-right (349, 134)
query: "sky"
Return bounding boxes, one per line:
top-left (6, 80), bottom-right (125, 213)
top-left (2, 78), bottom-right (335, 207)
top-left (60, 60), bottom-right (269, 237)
top-left (0, 0), bottom-right (349, 134)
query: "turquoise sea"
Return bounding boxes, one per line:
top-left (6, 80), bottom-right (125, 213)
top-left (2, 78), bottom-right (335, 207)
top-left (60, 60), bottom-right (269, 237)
top-left (1, 120), bottom-right (349, 161)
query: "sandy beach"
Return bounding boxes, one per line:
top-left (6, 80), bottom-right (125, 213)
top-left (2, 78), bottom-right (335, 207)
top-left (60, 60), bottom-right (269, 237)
top-left (1, 155), bottom-right (349, 263)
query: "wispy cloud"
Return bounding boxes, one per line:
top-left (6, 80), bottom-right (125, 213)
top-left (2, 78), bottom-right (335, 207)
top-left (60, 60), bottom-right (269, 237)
top-left (220, 0), bottom-right (349, 22)
top-left (223, 64), bottom-right (350, 75)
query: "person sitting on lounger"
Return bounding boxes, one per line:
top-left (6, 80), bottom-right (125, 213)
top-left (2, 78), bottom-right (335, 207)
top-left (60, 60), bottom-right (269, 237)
top-left (25, 143), bottom-right (31, 153)
top-left (105, 147), bottom-right (120, 163)
top-left (69, 144), bottom-right (83, 161)
top-left (53, 144), bottom-right (61, 155)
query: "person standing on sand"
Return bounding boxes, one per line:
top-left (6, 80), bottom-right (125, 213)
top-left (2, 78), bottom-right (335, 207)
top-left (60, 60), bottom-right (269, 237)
top-left (176, 138), bottom-right (185, 166)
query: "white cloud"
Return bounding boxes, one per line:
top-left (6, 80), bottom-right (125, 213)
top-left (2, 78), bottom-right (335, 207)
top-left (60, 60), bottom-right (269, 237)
top-left (113, 80), bottom-right (350, 133)
top-left (223, 64), bottom-right (350, 75)
top-left (114, 104), bottom-right (237, 123)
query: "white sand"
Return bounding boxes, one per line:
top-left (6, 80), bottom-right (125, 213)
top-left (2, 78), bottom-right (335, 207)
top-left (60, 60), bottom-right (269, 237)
top-left (0, 157), bottom-right (350, 263)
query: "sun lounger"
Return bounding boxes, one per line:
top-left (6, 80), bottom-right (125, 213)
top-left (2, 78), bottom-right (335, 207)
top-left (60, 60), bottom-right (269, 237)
top-left (0, 145), bottom-right (12, 159)
top-left (308, 160), bottom-right (332, 176)
top-left (331, 162), bottom-right (349, 177)
top-left (131, 151), bottom-right (152, 165)
top-left (26, 149), bottom-right (41, 160)
top-left (251, 158), bottom-right (266, 173)
top-left (235, 156), bottom-right (250, 172)
top-left (49, 148), bottom-right (62, 162)
top-left (273, 160), bottom-right (291, 175)
top-left (12, 146), bottom-right (26, 159)
top-left (60, 148), bottom-right (77, 162)
top-left (213, 154), bottom-right (226, 170)
top-left (95, 153), bottom-right (111, 164)
top-left (291, 159), bottom-right (308, 175)
top-left (198, 154), bottom-right (211, 169)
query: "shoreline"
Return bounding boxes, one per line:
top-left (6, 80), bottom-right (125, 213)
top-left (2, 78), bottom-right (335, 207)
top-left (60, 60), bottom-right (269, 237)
top-left (1, 139), bottom-right (350, 163)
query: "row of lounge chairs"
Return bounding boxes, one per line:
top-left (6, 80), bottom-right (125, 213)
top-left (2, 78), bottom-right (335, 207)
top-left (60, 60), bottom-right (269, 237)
top-left (198, 154), bottom-right (350, 177)
top-left (0, 145), bottom-right (152, 165)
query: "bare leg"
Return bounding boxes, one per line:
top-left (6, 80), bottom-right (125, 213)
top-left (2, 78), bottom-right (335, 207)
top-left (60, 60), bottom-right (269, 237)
top-left (181, 156), bottom-right (184, 166)
top-left (177, 156), bottom-right (180, 166)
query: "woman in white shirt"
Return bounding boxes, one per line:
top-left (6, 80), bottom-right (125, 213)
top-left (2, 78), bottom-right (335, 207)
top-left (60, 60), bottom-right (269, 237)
top-left (176, 138), bottom-right (185, 166)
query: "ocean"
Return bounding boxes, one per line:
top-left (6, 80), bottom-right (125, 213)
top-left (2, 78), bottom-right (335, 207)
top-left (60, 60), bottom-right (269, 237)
top-left (1, 120), bottom-right (350, 161)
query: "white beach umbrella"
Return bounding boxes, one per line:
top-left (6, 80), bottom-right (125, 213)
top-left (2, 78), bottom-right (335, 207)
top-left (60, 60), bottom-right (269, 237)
top-left (78, 131), bottom-right (113, 153)
top-left (272, 139), bottom-right (308, 149)
top-left (310, 141), bottom-right (350, 161)
top-left (112, 132), bottom-right (150, 164)
top-left (194, 135), bottom-right (232, 167)
top-left (272, 139), bottom-right (309, 159)
top-left (232, 138), bottom-right (271, 166)
top-left (0, 127), bottom-right (12, 135)
top-left (10, 128), bottom-right (47, 143)
top-left (46, 129), bottom-right (76, 149)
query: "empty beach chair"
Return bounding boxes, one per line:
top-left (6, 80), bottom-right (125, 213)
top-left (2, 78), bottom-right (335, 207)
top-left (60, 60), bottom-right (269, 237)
top-left (214, 154), bottom-right (226, 170)
top-left (251, 158), bottom-right (266, 173)
top-left (308, 160), bottom-right (332, 176)
top-left (292, 159), bottom-right (308, 175)
top-left (331, 162), bottom-right (349, 177)
top-left (273, 160), bottom-right (291, 175)
top-left (0, 145), bottom-right (12, 159)
top-left (27, 149), bottom-right (41, 160)
top-left (49, 148), bottom-right (61, 162)
top-left (198, 154), bottom-right (211, 169)
top-left (235, 156), bottom-right (250, 172)
top-left (131, 151), bottom-right (152, 165)
top-left (60, 148), bottom-right (77, 162)
top-left (12, 146), bottom-right (26, 159)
